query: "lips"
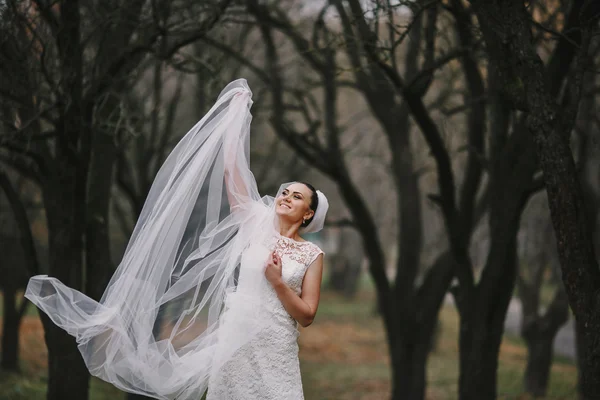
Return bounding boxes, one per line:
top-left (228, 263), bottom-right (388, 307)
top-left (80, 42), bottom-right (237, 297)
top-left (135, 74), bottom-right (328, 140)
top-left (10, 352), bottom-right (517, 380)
top-left (279, 203), bottom-right (291, 209)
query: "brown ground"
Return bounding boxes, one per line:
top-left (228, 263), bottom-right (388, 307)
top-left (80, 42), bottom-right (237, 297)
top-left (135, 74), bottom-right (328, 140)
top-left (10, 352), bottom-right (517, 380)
top-left (1, 293), bottom-right (578, 400)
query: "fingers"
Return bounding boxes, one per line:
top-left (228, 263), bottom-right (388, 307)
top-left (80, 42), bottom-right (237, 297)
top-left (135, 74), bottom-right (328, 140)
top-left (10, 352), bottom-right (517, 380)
top-left (265, 252), bottom-right (282, 283)
top-left (271, 251), bottom-right (281, 266)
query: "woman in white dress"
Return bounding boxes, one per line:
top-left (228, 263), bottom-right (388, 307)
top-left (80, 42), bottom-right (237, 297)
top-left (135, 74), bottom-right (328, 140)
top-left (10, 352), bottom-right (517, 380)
top-left (207, 181), bottom-right (324, 400)
top-left (24, 79), bottom-right (328, 400)
top-left (204, 83), bottom-right (326, 399)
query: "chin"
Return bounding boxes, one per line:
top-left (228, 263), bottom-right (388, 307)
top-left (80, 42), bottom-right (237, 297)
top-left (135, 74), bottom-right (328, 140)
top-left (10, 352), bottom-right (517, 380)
top-left (277, 211), bottom-right (293, 219)
top-left (276, 212), bottom-right (299, 224)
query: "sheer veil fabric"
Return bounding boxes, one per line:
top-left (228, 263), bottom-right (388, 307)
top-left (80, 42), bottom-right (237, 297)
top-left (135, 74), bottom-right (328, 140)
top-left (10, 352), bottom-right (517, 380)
top-left (25, 79), bottom-right (322, 399)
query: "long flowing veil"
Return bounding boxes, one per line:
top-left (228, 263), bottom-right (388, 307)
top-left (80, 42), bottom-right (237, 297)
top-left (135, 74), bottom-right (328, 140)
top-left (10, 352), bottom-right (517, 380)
top-left (25, 79), bottom-right (280, 399)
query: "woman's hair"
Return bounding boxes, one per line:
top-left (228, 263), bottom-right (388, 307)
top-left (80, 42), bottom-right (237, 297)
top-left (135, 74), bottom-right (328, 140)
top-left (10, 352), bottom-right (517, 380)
top-left (299, 182), bottom-right (319, 227)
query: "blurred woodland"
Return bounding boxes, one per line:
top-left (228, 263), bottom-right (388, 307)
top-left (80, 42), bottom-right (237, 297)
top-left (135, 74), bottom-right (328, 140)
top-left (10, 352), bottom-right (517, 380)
top-left (0, 0), bottom-right (599, 399)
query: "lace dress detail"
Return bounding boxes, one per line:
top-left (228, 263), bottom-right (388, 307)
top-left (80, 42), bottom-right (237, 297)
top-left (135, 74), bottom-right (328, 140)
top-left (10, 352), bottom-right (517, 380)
top-left (206, 235), bottom-right (323, 400)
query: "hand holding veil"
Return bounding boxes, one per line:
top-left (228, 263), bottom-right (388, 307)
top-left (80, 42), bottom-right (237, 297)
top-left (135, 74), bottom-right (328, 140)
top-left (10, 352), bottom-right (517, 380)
top-left (25, 79), bottom-right (280, 399)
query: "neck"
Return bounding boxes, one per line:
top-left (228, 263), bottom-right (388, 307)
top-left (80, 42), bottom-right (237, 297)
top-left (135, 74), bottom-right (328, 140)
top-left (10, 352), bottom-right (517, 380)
top-left (278, 218), bottom-right (302, 240)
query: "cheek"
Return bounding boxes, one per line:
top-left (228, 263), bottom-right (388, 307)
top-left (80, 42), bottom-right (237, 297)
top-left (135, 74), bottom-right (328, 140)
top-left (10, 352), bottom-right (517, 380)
top-left (294, 200), bottom-right (308, 212)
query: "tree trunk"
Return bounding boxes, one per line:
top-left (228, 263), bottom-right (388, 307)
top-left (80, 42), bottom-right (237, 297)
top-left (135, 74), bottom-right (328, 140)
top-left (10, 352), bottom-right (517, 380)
top-left (458, 244), bottom-right (518, 400)
top-left (1, 288), bottom-right (19, 370)
top-left (328, 227), bottom-right (363, 298)
top-left (454, 111), bottom-right (533, 400)
top-left (522, 289), bottom-right (569, 397)
top-left (518, 208), bottom-right (570, 397)
top-left (575, 320), bottom-right (586, 399)
top-left (42, 187), bottom-right (91, 400)
top-left (0, 170), bottom-right (38, 371)
top-left (391, 341), bottom-right (429, 400)
top-left (42, 191), bottom-right (90, 398)
top-left (472, 0), bottom-right (600, 396)
top-left (389, 253), bottom-right (454, 400)
top-left (43, 315), bottom-right (90, 399)
top-left (459, 324), bottom-right (506, 400)
top-left (41, 125), bottom-right (91, 399)
top-left (468, 1), bottom-right (600, 397)
top-left (523, 332), bottom-right (555, 397)
top-left (39, 2), bottom-right (92, 394)
top-left (456, 126), bottom-right (531, 398)
top-left (327, 254), bottom-right (361, 298)
top-left (575, 96), bottom-right (598, 398)
top-left (86, 106), bottom-right (118, 301)
top-left (390, 312), bottom-right (441, 400)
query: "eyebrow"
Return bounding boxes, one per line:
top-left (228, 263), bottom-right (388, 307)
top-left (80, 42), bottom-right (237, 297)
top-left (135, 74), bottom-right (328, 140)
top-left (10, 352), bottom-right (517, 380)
top-left (283, 189), bottom-right (305, 197)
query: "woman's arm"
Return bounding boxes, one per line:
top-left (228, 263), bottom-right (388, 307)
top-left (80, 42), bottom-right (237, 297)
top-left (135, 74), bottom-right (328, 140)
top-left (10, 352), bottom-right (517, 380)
top-left (222, 93), bottom-right (258, 211)
top-left (265, 252), bottom-right (324, 328)
top-left (223, 158), bottom-right (251, 211)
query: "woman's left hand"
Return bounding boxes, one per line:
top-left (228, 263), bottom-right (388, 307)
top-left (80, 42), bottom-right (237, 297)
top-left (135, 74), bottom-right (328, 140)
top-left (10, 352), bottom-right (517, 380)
top-left (265, 251), bottom-right (283, 286)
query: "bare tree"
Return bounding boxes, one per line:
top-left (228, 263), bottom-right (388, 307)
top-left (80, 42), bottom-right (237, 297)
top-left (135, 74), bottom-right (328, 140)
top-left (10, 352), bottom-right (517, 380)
top-left (0, 170), bottom-right (39, 371)
top-left (517, 194), bottom-right (569, 397)
top-left (349, 2), bottom-right (595, 398)
top-left (0, 1), bottom-right (231, 398)
top-left (572, 72), bottom-right (600, 397)
top-left (223, 1), bottom-right (592, 399)
top-left (469, 0), bottom-right (600, 398)
top-left (201, 1), bottom-right (487, 398)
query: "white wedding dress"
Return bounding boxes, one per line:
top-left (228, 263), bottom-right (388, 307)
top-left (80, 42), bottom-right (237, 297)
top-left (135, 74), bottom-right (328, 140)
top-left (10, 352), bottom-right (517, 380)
top-left (24, 80), bottom-right (329, 400)
top-left (207, 234), bottom-right (323, 400)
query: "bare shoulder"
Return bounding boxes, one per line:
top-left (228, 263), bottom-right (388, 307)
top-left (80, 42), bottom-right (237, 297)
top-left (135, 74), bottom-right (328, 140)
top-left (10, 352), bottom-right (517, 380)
top-left (303, 241), bottom-right (324, 266)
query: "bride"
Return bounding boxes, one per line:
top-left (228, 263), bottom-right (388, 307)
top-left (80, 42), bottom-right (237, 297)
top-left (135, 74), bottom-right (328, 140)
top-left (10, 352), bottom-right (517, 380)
top-left (25, 79), bottom-right (328, 400)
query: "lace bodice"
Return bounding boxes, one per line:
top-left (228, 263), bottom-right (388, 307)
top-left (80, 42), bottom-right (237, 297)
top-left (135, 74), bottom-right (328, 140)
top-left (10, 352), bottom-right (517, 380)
top-left (206, 235), bottom-right (323, 400)
top-left (269, 235), bottom-right (323, 296)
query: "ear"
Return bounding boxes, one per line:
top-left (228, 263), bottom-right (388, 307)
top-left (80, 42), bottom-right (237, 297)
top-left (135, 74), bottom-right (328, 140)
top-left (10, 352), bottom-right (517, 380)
top-left (304, 209), bottom-right (315, 221)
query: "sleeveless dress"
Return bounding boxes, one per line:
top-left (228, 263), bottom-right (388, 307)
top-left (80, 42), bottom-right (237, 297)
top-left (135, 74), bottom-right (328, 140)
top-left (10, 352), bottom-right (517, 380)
top-left (206, 234), bottom-right (323, 400)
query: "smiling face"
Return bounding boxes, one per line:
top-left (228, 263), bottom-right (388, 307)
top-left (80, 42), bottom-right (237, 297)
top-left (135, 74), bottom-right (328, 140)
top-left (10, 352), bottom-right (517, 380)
top-left (275, 183), bottom-right (315, 226)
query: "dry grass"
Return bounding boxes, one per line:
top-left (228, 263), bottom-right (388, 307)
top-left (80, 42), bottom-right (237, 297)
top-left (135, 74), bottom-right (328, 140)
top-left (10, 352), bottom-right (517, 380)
top-left (0, 289), bottom-right (578, 399)
top-left (299, 289), bottom-right (577, 400)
